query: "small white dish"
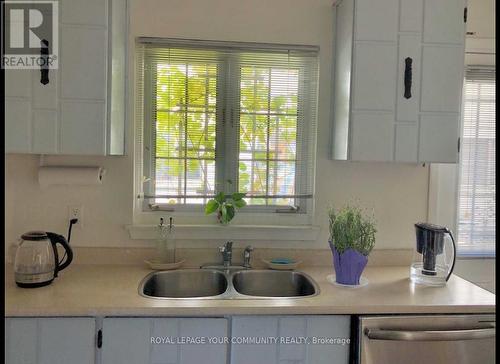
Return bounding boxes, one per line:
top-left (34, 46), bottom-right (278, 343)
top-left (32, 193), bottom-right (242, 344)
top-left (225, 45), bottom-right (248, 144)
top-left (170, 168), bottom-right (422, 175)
top-left (262, 259), bottom-right (302, 270)
top-left (144, 259), bottom-right (185, 271)
top-left (326, 274), bottom-right (369, 288)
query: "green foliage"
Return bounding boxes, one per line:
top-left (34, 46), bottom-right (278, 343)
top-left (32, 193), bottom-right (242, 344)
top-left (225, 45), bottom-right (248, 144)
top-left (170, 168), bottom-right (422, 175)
top-left (328, 205), bottom-right (376, 256)
top-left (204, 181), bottom-right (247, 225)
top-left (205, 200), bottom-right (219, 214)
top-left (154, 59), bottom-right (300, 207)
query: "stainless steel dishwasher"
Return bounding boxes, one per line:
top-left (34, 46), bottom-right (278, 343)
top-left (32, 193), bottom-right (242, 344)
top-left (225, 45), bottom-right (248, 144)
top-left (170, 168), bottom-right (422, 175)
top-left (357, 314), bottom-right (495, 364)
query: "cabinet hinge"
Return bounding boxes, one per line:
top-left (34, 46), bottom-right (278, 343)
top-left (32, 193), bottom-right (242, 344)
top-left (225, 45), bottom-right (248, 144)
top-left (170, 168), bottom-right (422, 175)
top-left (457, 137), bottom-right (461, 153)
top-left (464, 7), bottom-right (468, 23)
top-left (97, 329), bottom-right (103, 348)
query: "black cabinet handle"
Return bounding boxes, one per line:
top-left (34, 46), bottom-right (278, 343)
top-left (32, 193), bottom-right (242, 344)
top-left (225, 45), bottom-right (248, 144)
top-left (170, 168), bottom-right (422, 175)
top-left (404, 57), bottom-right (412, 99)
top-left (40, 39), bottom-right (49, 85)
top-left (97, 329), bottom-right (103, 348)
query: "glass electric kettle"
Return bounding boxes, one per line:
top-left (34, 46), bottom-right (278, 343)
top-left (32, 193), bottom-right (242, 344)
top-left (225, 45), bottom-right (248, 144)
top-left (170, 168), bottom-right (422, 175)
top-left (14, 231), bottom-right (73, 288)
top-left (410, 222), bottom-right (457, 286)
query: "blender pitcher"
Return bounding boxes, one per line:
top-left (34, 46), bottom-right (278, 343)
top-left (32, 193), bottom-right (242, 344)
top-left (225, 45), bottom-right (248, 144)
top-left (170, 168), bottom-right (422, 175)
top-left (410, 222), bottom-right (457, 286)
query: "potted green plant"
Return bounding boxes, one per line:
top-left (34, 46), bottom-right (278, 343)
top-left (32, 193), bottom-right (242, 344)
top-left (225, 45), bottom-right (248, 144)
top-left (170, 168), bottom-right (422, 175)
top-left (205, 181), bottom-right (247, 224)
top-left (328, 205), bottom-right (376, 285)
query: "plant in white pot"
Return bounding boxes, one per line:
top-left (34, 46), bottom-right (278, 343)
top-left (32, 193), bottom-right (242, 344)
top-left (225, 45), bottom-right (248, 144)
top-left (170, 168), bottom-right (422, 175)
top-left (328, 205), bottom-right (376, 285)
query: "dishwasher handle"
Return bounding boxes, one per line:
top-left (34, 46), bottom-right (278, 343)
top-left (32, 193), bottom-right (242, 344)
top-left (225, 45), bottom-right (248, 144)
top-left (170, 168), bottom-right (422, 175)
top-left (365, 326), bottom-right (495, 341)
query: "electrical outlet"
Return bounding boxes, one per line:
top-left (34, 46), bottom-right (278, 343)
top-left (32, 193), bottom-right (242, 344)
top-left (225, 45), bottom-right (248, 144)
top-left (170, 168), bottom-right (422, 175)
top-left (68, 205), bottom-right (83, 228)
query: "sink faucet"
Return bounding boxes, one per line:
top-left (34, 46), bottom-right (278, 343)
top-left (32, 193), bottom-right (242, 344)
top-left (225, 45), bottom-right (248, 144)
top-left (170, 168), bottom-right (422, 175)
top-left (243, 245), bottom-right (254, 268)
top-left (219, 241), bottom-right (233, 267)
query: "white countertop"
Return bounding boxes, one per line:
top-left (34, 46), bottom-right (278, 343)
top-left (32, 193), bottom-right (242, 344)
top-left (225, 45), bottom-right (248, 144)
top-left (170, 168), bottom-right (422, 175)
top-left (5, 264), bottom-right (495, 317)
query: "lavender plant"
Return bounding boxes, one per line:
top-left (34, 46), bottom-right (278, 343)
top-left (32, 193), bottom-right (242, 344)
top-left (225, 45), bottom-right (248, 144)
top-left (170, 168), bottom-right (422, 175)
top-left (328, 205), bottom-right (376, 256)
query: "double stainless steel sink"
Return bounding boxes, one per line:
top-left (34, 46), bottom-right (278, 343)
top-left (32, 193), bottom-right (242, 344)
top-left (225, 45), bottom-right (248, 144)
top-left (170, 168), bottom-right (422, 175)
top-left (139, 269), bottom-right (319, 299)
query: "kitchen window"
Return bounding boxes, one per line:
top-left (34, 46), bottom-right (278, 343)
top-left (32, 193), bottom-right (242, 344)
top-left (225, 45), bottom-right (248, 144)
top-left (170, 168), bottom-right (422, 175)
top-left (456, 66), bottom-right (495, 256)
top-left (135, 39), bottom-right (319, 215)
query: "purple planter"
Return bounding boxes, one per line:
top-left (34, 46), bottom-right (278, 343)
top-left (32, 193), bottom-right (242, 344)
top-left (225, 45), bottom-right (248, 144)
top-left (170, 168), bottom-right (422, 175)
top-left (329, 241), bottom-right (368, 285)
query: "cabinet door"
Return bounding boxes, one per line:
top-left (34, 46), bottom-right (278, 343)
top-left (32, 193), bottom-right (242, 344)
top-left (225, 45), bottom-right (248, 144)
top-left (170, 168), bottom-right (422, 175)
top-left (32, 109), bottom-right (59, 154)
top-left (399, 0), bottom-right (423, 32)
top-left (420, 45), bottom-right (465, 113)
top-left (395, 123), bottom-right (418, 162)
top-left (30, 13), bottom-right (59, 154)
top-left (58, 4), bottom-right (108, 156)
top-left (60, 0), bottom-right (108, 26)
top-left (5, 99), bottom-right (32, 153)
top-left (231, 316), bottom-right (350, 364)
top-left (5, 318), bottom-right (38, 364)
top-left (4, 0), bottom-right (109, 155)
top-left (423, 0), bottom-right (466, 44)
top-left (354, 0), bottom-right (399, 41)
top-left (5, 68), bottom-right (33, 153)
top-left (59, 26), bottom-right (107, 100)
top-left (57, 25), bottom-right (107, 155)
top-left (5, 317), bottom-right (96, 364)
top-left (352, 42), bottom-right (397, 112)
top-left (350, 112), bottom-right (394, 161)
top-left (419, 114), bottom-right (459, 163)
top-left (5, 69), bottom-right (32, 98)
top-left (60, 101), bottom-right (106, 155)
top-left (101, 317), bottom-right (228, 364)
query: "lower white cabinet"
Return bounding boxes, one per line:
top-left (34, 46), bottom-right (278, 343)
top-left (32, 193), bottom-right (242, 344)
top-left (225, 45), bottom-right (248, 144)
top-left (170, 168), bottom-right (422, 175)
top-left (100, 317), bottom-right (229, 364)
top-left (231, 315), bottom-right (351, 364)
top-left (5, 317), bottom-right (96, 364)
top-left (5, 315), bottom-right (350, 364)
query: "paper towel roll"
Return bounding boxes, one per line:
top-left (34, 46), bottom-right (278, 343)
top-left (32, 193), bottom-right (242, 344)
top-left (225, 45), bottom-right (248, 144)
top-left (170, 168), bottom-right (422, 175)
top-left (38, 167), bottom-right (105, 187)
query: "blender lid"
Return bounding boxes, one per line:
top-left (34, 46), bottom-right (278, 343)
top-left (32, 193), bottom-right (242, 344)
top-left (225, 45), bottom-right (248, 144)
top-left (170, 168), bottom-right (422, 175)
top-left (415, 222), bottom-right (449, 232)
top-left (21, 231), bottom-right (48, 241)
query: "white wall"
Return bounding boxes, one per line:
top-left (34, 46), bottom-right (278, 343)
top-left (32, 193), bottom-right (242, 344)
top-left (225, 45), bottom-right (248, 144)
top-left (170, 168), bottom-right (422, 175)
top-left (5, 0), bottom-right (429, 253)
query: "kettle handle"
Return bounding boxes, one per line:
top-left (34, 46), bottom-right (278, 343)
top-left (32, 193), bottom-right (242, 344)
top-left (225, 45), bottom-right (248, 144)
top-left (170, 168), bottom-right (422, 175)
top-left (444, 228), bottom-right (457, 282)
top-left (46, 232), bottom-right (73, 276)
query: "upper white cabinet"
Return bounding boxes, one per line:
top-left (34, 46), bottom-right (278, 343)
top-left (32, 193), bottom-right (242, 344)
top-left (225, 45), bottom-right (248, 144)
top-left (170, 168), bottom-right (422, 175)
top-left (331, 0), bottom-right (466, 163)
top-left (100, 317), bottom-right (228, 364)
top-left (5, 0), bottom-right (127, 156)
top-left (5, 317), bottom-right (96, 364)
top-left (231, 315), bottom-right (350, 364)
top-left (354, 0), bottom-right (399, 42)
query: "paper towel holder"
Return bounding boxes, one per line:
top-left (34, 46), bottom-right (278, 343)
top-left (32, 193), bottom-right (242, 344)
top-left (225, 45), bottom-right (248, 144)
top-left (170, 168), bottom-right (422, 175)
top-left (39, 156), bottom-right (107, 179)
top-left (38, 165), bottom-right (107, 187)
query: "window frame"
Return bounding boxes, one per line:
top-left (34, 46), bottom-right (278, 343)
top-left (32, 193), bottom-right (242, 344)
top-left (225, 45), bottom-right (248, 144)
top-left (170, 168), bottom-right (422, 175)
top-left (140, 43), bottom-right (317, 216)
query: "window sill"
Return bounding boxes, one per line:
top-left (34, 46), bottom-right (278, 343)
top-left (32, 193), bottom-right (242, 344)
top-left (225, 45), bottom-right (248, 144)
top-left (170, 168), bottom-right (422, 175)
top-left (126, 224), bottom-right (321, 241)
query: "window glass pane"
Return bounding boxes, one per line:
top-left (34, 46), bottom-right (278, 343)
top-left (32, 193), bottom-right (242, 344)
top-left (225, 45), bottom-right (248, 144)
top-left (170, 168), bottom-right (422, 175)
top-left (154, 62), bottom-right (217, 205)
top-left (457, 70), bottom-right (495, 255)
top-left (238, 65), bottom-right (300, 206)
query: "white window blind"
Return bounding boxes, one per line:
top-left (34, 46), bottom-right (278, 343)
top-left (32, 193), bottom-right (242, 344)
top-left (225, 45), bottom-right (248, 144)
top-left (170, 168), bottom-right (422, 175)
top-left (456, 67), bottom-right (496, 256)
top-left (135, 38), bottom-right (319, 213)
